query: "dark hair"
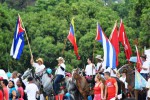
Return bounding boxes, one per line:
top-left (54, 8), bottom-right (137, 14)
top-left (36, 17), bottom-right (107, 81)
top-left (28, 77), bottom-right (33, 82)
top-left (104, 72), bottom-right (110, 76)
top-left (88, 56), bottom-right (93, 63)
top-left (18, 77), bottom-right (26, 90)
top-left (9, 80), bottom-right (15, 88)
top-left (2, 79), bottom-right (8, 86)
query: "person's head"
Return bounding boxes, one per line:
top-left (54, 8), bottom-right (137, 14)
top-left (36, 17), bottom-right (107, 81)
top-left (95, 55), bottom-right (103, 62)
top-left (36, 58), bottom-right (44, 65)
top-left (8, 80), bottom-right (15, 88)
top-left (28, 77), bottom-right (33, 82)
top-left (95, 74), bottom-right (102, 82)
top-left (1, 79), bottom-right (8, 87)
top-left (104, 72), bottom-right (110, 79)
top-left (17, 78), bottom-right (22, 87)
top-left (12, 71), bottom-right (18, 78)
top-left (141, 55), bottom-right (146, 61)
top-left (87, 57), bottom-right (93, 64)
top-left (57, 57), bottom-right (65, 64)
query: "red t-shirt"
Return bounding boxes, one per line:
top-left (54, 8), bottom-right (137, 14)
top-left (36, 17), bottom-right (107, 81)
top-left (3, 87), bottom-right (9, 100)
top-left (105, 78), bottom-right (116, 97)
top-left (18, 87), bottom-right (24, 100)
top-left (0, 90), bottom-right (4, 100)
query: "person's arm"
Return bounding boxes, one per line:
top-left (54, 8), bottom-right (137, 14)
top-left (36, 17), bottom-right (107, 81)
top-left (114, 81), bottom-right (118, 98)
top-left (100, 83), bottom-right (104, 99)
top-left (104, 85), bottom-right (107, 100)
top-left (141, 66), bottom-right (148, 70)
top-left (12, 90), bottom-right (16, 100)
top-left (30, 55), bottom-right (34, 65)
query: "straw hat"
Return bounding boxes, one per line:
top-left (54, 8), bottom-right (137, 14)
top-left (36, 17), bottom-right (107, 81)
top-left (57, 57), bottom-right (65, 63)
top-left (36, 58), bottom-right (44, 64)
top-left (95, 55), bottom-right (103, 61)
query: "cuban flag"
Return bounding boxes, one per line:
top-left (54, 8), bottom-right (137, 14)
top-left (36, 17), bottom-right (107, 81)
top-left (96, 23), bottom-right (116, 69)
top-left (10, 16), bottom-right (25, 60)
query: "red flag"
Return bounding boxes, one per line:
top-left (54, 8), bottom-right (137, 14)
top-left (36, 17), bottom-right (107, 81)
top-left (119, 19), bottom-right (132, 61)
top-left (135, 45), bottom-right (142, 72)
top-left (67, 24), bottom-right (80, 60)
top-left (109, 22), bottom-right (120, 66)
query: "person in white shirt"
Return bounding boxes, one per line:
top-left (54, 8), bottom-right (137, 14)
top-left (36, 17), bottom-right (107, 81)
top-left (25, 77), bottom-right (39, 100)
top-left (11, 71), bottom-right (19, 90)
top-left (140, 55), bottom-right (150, 80)
top-left (85, 57), bottom-right (96, 76)
top-left (146, 76), bottom-right (150, 100)
top-left (105, 67), bottom-right (117, 77)
top-left (95, 55), bottom-right (105, 75)
top-left (53, 57), bottom-right (66, 95)
top-left (30, 56), bottom-right (45, 75)
top-left (119, 69), bottom-right (128, 89)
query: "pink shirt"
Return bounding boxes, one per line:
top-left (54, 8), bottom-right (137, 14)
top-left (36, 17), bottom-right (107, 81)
top-left (0, 90), bottom-right (4, 100)
top-left (18, 87), bottom-right (24, 100)
top-left (3, 87), bottom-right (9, 100)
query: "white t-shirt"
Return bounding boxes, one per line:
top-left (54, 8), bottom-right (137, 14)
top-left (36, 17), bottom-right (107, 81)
top-left (140, 61), bottom-right (150, 74)
top-left (119, 76), bottom-right (128, 89)
top-left (96, 62), bottom-right (105, 71)
top-left (85, 64), bottom-right (96, 76)
top-left (55, 63), bottom-right (66, 76)
top-left (146, 78), bottom-right (150, 97)
top-left (25, 83), bottom-right (39, 100)
top-left (33, 63), bottom-right (45, 74)
top-left (105, 67), bottom-right (117, 77)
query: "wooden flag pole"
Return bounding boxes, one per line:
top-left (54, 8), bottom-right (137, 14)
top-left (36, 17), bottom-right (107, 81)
top-left (18, 14), bottom-right (33, 57)
top-left (92, 40), bottom-right (96, 63)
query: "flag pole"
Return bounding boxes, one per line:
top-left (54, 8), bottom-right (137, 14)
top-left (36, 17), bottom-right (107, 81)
top-left (92, 40), bottom-right (96, 63)
top-left (18, 14), bottom-right (33, 57)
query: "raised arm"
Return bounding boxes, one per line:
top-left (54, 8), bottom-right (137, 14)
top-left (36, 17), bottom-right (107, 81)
top-left (30, 55), bottom-right (34, 65)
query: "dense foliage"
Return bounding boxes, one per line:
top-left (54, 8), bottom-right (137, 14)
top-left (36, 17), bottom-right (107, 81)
top-left (0, 0), bottom-right (149, 73)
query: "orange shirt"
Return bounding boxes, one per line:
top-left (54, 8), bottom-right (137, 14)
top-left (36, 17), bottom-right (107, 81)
top-left (105, 78), bottom-right (116, 97)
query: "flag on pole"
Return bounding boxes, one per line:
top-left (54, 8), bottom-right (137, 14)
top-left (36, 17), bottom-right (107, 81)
top-left (118, 19), bottom-right (132, 61)
top-left (67, 19), bottom-right (80, 59)
top-left (96, 23), bottom-right (116, 69)
top-left (109, 22), bottom-right (120, 67)
top-left (135, 69), bottom-right (147, 90)
top-left (135, 45), bottom-right (142, 72)
top-left (10, 15), bottom-right (25, 60)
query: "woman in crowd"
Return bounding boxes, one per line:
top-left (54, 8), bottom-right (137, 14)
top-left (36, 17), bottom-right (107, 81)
top-left (1, 79), bottom-right (9, 100)
top-left (8, 80), bottom-right (17, 100)
top-left (0, 83), bottom-right (4, 100)
top-left (17, 77), bottom-right (25, 100)
top-left (93, 74), bottom-right (105, 100)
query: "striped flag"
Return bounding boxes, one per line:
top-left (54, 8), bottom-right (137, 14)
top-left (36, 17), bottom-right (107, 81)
top-left (96, 23), bottom-right (116, 69)
top-left (10, 15), bottom-right (25, 59)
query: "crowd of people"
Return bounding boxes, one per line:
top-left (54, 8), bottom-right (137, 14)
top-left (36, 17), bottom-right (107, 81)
top-left (0, 54), bottom-right (150, 100)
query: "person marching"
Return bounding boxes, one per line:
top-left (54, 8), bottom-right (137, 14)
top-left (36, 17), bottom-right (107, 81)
top-left (93, 74), bottom-right (105, 100)
top-left (119, 69), bottom-right (128, 91)
top-left (95, 55), bottom-right (105, 75)
top-left (104, 72), bottom-right (118, 100)
top-left (53, 57), bottom-right (66, 95)
top-left (30, 56), bottom-right (45, 76)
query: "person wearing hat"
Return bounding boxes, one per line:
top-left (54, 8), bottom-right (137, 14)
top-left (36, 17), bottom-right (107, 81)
top-left (95, 55), bottom-right (105, 75)
top-left (53, 57), bottom-right (66, 95)
top-left (140, 55), bottom-right (150, 80)
top-left (30, 56), bottom-right (45, 75)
